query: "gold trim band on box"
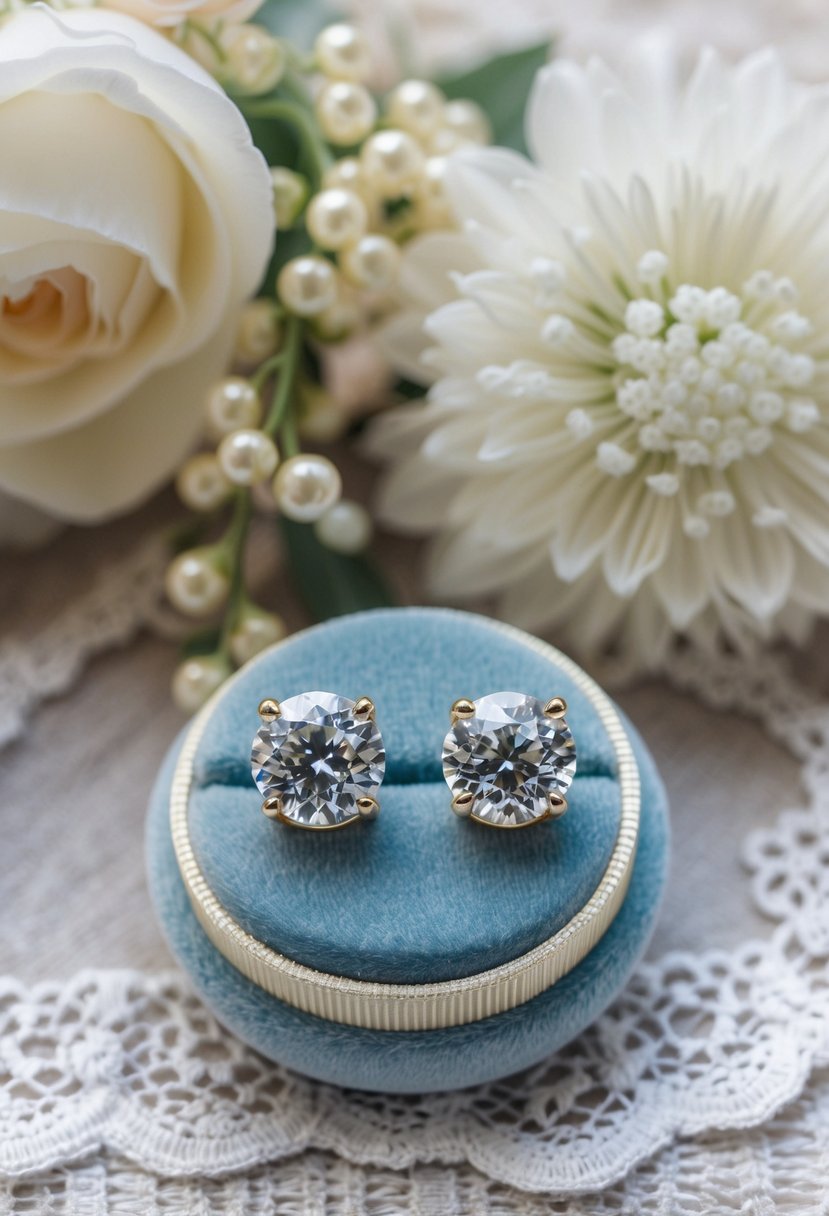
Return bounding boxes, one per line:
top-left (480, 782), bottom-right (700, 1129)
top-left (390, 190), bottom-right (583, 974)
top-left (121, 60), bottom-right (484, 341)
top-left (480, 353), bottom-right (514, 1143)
top-left (169, 613), bottom-right (640, 1032)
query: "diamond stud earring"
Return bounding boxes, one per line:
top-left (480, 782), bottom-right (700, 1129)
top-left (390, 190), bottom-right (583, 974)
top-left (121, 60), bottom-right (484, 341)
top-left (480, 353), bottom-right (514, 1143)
top-left (251, 692), bottom-right (385, 829)
top-left (442, 692), bottom-right (577, 828)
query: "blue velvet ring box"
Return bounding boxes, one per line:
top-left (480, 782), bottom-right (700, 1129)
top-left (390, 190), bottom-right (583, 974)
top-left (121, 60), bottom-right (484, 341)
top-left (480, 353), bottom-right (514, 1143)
top-left (146, 607), bottom-right (669, 1093)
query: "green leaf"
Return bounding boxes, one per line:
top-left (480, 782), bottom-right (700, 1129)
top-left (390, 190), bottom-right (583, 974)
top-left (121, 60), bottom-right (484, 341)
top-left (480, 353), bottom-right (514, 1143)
top-left (279, 517), bottom-right (395, 621)
top-left (437, 41), bottom-right (551, 154)
top-left (181, 625), bottom-right (223, 660)
top-left (255, 0), bottom-right (334, 49)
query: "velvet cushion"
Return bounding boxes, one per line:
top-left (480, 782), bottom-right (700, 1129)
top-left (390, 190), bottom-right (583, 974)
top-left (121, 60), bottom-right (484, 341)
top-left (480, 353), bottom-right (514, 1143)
top-left (146, 608), bottom-right (669, 1092)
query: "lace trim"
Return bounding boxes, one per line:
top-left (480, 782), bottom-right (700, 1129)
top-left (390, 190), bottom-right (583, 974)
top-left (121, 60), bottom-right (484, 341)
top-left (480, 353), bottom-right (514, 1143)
top-left (2, 1073), bottom-right (828, 1214)
top-left (0, 534), bottom-right (176, 751)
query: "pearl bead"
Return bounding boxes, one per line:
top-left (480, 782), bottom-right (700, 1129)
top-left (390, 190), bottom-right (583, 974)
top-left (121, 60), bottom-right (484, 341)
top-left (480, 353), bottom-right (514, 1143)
top-left (306, 188), bottom-right (368, 251)
top-left (314, 23), bottom-right (371, 82)
top-left (323, 156), bottom-right (367, 194)
top-left (315, 499), bottom-right (372, 554)
top-left (175, 452), bottom-right (231, 512)
top-left (277, 256), bottom-right (338, 317)
top-left (427, 126), bottom-right (467, 156)
top-left (273, 453), bottom-right (342, 522)
top-left (222, 25), bottom-right (285, 95)
top-left (206, 377), bottom-right (261, 437)
top-left (360, 129), bottom-right (424, 197)
top-left (443, 98), bottom-right (491, 145)
top-left (316, 81), bottom-right (377, 146)
top-left (414, 156), bottom-right (454, 229)
top-left (218, 428), bottom-right (279, 487)
top-left (229, 609), bottom-right (286, 666)
top-left (312, 296), bottom-right (363, 343)
top-left (172, 655), bottom-right (229, 714)
top-left (235, 299), bottom-right (281, 365)
top-left (166, 550), bottom-right (229, 617)
top-left (340, 234), bottom-right (400, 291)
top-left (270, 166), bottom-right (308, 228)
top-left (298, 386), bottom-right (348, 441)
top-left (386, 80), bottom-right (445, 141)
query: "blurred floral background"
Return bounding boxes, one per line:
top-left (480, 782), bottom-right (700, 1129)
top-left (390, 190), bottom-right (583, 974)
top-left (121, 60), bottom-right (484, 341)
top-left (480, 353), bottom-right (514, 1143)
top-left (3, 0), bottom-right (829, 703)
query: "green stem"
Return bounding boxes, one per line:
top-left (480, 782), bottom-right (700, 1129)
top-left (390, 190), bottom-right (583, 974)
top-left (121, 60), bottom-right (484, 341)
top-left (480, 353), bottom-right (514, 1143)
top-left (241, 98), bottom-right (332, 186)
top-left (217, 490), bottom-right (253, 653)
top-left (251, 350), bottom-right (286, 393)
top-left (211, 315), bottom-right (304, 658)
top-left (180, 18), bottom-right (227, 64)
top-left (280, 412), bottom-right (300, 459)
top-left (264, 314), bottom-right (303, 435)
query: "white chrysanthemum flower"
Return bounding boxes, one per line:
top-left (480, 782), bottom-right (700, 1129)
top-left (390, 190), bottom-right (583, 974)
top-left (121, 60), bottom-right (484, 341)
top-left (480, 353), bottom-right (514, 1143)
top-left (367, 48), bottom-right (829, 666)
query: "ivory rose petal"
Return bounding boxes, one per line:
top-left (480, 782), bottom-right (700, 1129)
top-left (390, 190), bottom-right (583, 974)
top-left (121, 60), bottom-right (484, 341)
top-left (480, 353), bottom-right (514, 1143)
top-left (0, 4), bottom-right (273, 528)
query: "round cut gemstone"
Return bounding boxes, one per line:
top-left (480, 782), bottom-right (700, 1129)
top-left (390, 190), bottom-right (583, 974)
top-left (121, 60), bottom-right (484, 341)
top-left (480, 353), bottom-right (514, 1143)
top-left (442, 692), bottom-right (577, 827)
top-left (251, 691), bottom-right (385, 827)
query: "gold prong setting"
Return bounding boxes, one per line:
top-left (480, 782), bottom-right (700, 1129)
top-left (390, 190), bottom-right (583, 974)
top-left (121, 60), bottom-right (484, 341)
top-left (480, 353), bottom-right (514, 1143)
top-left (442, 691), bottom-right (576, 828)
top-left (262, 794), bottom-right (283, 818)
top-left (450, 697), bottom-right (476, 723)
top-left (451, 790), bottom-right (475, 818)
top-left (251, 691), bottom-right (385, 829)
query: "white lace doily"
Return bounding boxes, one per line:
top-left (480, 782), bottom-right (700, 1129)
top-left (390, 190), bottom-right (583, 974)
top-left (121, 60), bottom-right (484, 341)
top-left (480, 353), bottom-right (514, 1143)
top-left (0, 533), bottom-right (176, 752)
top-left (2, 1070), bottom-right (828, 1216)
top-left (0, 537), bottom-right (827, 1202)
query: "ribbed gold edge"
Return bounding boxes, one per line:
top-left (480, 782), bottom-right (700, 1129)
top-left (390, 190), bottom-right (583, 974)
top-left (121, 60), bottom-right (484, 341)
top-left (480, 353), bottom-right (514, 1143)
top-left (169, 612), bottom-right (640, 1032)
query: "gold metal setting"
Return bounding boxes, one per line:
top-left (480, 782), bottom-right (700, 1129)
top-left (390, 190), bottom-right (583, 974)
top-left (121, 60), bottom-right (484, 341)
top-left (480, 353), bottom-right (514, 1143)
top-left (547, 792), bottom-right (568, 819)
top-left (353, 696), bottom-right (375, 719)
top-left (262, 794), bottom-right (283, 819)
top-left (451, 791), bottom-right (475, 818)
top-left (258, 697), bottom-right (281, 722)
top-left (356, 795), bottom-right (380, 820)
top-left (450, 697), bottom-right (476, 723)
top-left (170, 613), bottom-right (640, 1032)
top-left (544, 696), bottom-right (567, 718)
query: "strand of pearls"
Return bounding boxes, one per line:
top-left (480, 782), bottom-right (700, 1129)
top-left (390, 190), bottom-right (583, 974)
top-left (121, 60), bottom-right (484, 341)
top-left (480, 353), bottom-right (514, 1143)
top-left (168, 20), bottom-right (489, 710)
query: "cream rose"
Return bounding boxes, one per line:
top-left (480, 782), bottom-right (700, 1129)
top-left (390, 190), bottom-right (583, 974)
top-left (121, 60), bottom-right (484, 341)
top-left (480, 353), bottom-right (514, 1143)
top-left (106, 0), bottom-right (264, 30)
top-left (0, 4), bottom-right (274, 528)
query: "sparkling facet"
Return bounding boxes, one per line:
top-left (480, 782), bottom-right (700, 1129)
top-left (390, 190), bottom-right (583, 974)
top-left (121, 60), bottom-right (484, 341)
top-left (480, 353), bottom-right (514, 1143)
top-left (442, 692), bottom-right (576, 826)
top-left (251, 691), bottom-right (385, 827)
